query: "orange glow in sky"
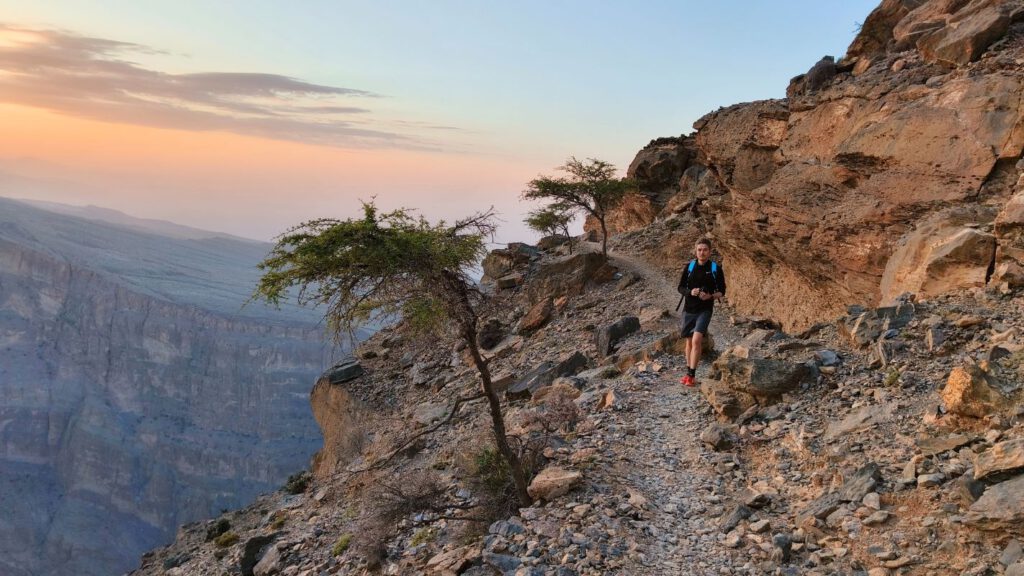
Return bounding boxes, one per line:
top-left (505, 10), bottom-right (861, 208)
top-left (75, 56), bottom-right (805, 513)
top-left (1, 103), bottom-right (540, 242)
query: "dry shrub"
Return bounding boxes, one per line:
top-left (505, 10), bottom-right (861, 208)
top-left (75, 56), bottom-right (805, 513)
top-left (350, 469), bottom-right (447, 568)
top-left (519, 384), bottom-right (581, 434)
top-left (454, 429), bottom-right (546, 523)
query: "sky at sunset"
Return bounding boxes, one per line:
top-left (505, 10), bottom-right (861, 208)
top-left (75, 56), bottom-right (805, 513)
top-left (0, 1), bottom-right (878, 243)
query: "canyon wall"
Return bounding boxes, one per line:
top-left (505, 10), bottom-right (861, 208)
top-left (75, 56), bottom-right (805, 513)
top-left (0, 198), bottom-right (340, 576)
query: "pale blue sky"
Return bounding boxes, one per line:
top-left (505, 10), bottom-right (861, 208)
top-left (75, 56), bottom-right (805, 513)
top-left (1, 1), bottom-right (880, 241)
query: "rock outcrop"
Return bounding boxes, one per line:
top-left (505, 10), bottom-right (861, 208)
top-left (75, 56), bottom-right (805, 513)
top-left (606, 0), bottom-right (1024, 332)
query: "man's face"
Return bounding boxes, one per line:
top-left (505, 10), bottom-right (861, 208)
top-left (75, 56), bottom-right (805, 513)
top-left (694, 243), bottom-right (710, 262)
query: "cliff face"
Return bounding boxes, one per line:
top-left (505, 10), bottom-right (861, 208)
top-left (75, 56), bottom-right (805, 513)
top-left (602, 0), bottom-right (1024, 332)
top-left (0, 199), bottom-right (338, 576)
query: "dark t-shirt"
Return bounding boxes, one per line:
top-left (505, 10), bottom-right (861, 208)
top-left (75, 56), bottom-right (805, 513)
top-left (677, 260), bottom-right (727, 313)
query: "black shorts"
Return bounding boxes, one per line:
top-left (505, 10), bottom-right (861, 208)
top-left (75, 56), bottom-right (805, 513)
top-left (681, 309), bottom-right (712, 338)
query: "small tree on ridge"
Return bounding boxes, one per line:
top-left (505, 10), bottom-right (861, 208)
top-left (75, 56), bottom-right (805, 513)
top-left (522, 157), bottom-right (633, 259)
top-left (524, 204), bottom-right (574, 253)
top-left (252, 201), bottom-right (533, 507)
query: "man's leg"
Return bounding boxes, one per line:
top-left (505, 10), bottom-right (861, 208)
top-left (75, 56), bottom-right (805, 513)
top-left (683, 337), bottom-right (692, 367)
top-left (689, 332), bottom-right (704, 371)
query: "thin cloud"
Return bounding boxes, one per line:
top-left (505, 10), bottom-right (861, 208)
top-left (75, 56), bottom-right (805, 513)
top-left (0, 24), bottom-right (450, 150)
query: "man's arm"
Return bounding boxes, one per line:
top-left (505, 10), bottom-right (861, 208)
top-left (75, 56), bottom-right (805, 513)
top-left (677, 266), bottom-right (690, 295)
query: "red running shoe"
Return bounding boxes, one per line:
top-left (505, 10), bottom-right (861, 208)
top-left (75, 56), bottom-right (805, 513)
top-left (680, 374), bottom-right (695, 387)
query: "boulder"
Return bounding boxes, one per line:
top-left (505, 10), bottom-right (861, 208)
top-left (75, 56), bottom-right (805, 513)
top-left (941, 362), bottom-right (1019, 418)
top-left (913, 0), bottom-right (1018, 66)
top-left (518, 298), bottom-right (553, 334)
top-left (240, 534), bottom-right (278, 576)
top-left (527, 466), bottom-right (582, 501)
top-left (787, 56), bottom-right (838, 99)
top-left (322, 357), bottom-right (364, 385)
top-left (595, 316), bottom-right (641, 356)
top-left (824, 402), bottom-right (897, 441)
top-left (965, 474), bottom-right (1024, 534)
top-left (595, 389), bottom-right (621, 411)
top-left (525, 252), bottom-right (608, 303)
top-left (583, 192), bottom-right (660, 236)
top-left (846, 0), bottom-right (919, 62)
top-left (700, 379), bottom-right (756, 422)
top-left (252, 543), bottom-right (281, 576)
top-left (496, 273), bottom-right (524, 289)
top-left (482, 552), bottom-right (522, 574)
top-left (409, 361), bottom-right (435, 387)
top-left (536, 234), bottom-right (569, 251)
top-left (916, 433), bottom-right (977, 457)
top-left (477, 318), bottom-right (505, 350)
top-left (506, 352), bottom-right (589, 401)
top-left (531, 380), bottom-right (582, 405)
top-left (627, 136), bottom-right (696, 190)
top-left (838, 463), bottom-right (882, 502)
top-left (974, 439), bottom-right (1024, 481)
top-left (711, 347), bottom-right (815, 401)
top-left (425, 545), bottom-right (476, 575)
top-left (700, 423), bottom-right (736, 451)
top-left (880, 209), bottom-right (997, 304)
top-left (481, 244), bottom-right (537, 281)
top-left (840, 303), bottom-right (916, 348)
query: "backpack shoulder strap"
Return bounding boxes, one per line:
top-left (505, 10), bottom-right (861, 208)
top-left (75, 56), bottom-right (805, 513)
top-left (687, 259), bottom-right (696, 273)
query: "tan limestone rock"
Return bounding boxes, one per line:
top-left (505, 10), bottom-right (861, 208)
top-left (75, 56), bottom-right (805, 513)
top-left (880, 210), bottom-right (997, 304)
top-left (941, 362), bottom-right (1016, 418)
top-left (517, 298), bottom-right (553, 334)
top-left (525, 252), bottom-right (607, 304)
top-left (310, 376), bottom-right (367, 479)
top-left (974, 438), bottom-right (1024, 481)
top-left (583, 192), bottom-right (660, 237)
top-left (995, 189), bottom-right (1024, 287)
top-left (425, 545), bottom-right (477, 575)
top-left (527, 466), bottom-right (582, 501)
top-left (712, 346), bottom-right (816, 401)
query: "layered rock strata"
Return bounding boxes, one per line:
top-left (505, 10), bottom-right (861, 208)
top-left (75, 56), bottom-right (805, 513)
top-left (0, 199), bottom-right (337, 576)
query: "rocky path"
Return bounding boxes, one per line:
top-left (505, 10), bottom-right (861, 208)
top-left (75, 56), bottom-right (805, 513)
top-left (602, 247), bottom-right (752, 574)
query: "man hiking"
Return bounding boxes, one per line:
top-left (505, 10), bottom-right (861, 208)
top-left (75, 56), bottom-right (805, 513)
top-left (676, 238), bottom-right (726, 387)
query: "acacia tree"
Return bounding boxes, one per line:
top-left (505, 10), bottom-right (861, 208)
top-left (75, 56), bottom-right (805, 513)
top-left (524, 204), bottom-right (574, 253)
top-left (253, 201), bottom-right (533, 507)
top-left (522, 157), bottom-right (633, 259)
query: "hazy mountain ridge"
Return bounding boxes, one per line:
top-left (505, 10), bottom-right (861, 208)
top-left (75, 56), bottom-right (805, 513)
top-left (0, 196), bottom-right (318, 324)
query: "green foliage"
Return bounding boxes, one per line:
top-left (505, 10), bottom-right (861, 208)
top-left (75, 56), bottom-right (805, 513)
top-left (213, 532), bottom-right (239, 548)
top-left (270, 511), bottom-right (287, 530)
top-left (410, 527), bottom-right (438, 546)
top-left (522, 157), bottom-right (634, 256)
top-left (252, 201), bottom-right (495, 341)
top-left (884, 368), bottom-right (901, 387)
top-left (204, 518), bottom-right (231, 542)
top-left (525, 204), bottom-right (573, 238)
top-left (332, 533), bottom-right (352, 556)
top-left (472, 445), bottom-right (514, 497)
top-left (283, 471), bottom-right (311, 495)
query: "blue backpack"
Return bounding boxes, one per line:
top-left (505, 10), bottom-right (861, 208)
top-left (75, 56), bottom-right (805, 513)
top-left (686, 259), bottom-right (719, 291)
